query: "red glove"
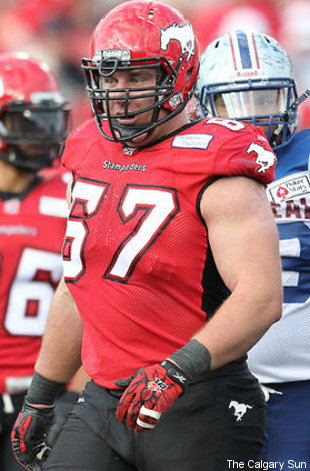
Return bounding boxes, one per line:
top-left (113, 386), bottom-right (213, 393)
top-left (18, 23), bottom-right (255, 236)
top-left (115, 360), bottom-right (189, 433)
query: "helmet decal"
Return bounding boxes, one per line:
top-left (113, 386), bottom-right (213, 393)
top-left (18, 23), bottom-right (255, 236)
top-left (229, 30), bottom-right (260, 77)
top-left (93, 49), bottom-right (131, 63)
top-left (160, 23), bottom-right (195, 61)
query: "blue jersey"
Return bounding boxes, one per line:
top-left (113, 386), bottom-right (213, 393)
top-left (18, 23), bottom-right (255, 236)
top-left (248, 129), bottom-right (310, 383)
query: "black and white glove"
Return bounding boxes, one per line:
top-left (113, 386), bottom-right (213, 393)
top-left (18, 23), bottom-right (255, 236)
top-left (11, 402), bottom-right (54, 471)
top-left (11, 372), bottom-right (66, 470)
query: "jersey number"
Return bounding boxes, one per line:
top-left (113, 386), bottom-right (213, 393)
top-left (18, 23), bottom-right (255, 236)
top-left (5, 248), bottom-right (62, 336)
top-left (62, 178), bottom-right (179, 283)
top-left (278, 222), bottom-right (310, 304)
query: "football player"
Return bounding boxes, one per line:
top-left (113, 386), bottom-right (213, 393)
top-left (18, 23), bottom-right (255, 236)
top-left (197, 29), bottom-right (310, 469)
top-left (12, 4), bottom-right (282, 471)
top-left (0, 52), bottom-right (85, 471)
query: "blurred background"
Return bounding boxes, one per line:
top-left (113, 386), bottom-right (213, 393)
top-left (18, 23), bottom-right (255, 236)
top-left (2, 0), bottom-right (309, 131)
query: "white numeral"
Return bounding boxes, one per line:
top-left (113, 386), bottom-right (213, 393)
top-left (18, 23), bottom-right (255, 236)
top-left (207, 117), bottom-right (245, 131)
top-left (5, 248), bottom-right (62, 336)
top-left (62, 179), bottom-right (108, 280)
top-left (106, 186), bottom-right (178, 281)
top-left (63, 180), bottom-right (179, 283)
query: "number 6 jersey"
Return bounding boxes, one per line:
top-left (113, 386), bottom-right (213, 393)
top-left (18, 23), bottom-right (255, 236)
top-left (0, 170), bottom-right (68, 394)
top-left (62, 117), bottom-right (276, 389)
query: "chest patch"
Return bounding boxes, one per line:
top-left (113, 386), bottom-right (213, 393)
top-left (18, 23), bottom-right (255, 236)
top-left (172, 134), bottom-right (213, 149)
top-left (268, 173), bottom-right (310, 202)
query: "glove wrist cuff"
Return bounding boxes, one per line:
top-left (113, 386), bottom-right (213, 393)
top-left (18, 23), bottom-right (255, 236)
top-left (168, 339), bottom-right (211, 383)
top-left (26, 372), bottom-right (66, 406)
top-left (160, 360), bottom-right (190, 390)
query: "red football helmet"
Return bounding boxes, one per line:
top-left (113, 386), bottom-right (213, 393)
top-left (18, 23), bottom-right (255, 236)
top-left (82, 0), bottom-right (200, 142)
top-left (0, 52), bottom-right (70, 171)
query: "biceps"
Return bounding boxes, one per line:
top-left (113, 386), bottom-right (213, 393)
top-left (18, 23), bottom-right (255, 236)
top-left (203, 178), bottom-right (281, 292)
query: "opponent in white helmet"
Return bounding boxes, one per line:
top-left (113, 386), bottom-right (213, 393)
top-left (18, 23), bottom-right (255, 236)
top-left (197, 30), bottom-right (309, 149)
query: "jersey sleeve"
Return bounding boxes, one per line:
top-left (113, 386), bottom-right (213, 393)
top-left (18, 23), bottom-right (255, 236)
top-left (207, 119), bottom-right (277, 185)
top-left (61, 119), bottom-right (97, 173)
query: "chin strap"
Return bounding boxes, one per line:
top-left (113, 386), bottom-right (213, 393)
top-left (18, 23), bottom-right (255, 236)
top-left (112, 121), bottom-right (152, 141)
top-left (281, 88), bottom-right (310, 125)
top-left (270, 88), bottom-right (310, 148)
top-left (110, 103), bottom-right (162, 142)
top-left (290, 88), bottom-right (310, 112)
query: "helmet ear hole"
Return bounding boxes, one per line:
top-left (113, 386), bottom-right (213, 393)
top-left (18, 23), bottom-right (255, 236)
top-left (186, 67), bottom-right (194, 84)
top-left (185, 68), bottom-right (196, 103)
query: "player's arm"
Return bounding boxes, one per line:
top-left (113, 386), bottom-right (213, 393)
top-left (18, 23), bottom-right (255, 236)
top-left (194, 174), bottom-right (282, 369)
top-left (34, 174), bottom-right (81, 385)
top-left (34, 276), bottom-right (83, 384)
top-left (68, 366), bottom-right (90, 392)
top-left (42, 287), bottom-right (88, 450)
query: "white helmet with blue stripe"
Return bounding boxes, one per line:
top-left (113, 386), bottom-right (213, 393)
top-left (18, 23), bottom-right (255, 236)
top-left (197, 30), bottom-right (299, 148)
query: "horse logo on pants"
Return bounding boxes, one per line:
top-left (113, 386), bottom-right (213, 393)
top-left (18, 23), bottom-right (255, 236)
top-left (229, 400), bottom-right (253, 421)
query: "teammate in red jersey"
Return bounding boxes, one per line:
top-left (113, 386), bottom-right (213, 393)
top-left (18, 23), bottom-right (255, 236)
top-left (12, 2), bottom-right (282, 471)
top-left (0, 52), bottom-right (88, 471)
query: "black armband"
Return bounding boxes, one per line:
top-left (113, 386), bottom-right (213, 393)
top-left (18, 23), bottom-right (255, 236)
top-left (25, 372), bottom-right (66, 406)
top-left (168, 339), bottom-right (211, 383)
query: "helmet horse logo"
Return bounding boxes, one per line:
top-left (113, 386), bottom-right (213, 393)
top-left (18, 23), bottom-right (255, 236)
top-left (160, 23), bottom-right (195, 61)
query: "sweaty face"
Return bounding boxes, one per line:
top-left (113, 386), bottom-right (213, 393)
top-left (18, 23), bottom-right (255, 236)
top-left (100, 67), bottom-right (172, 145)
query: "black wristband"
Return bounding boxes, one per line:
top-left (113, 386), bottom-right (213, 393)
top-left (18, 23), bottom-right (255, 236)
top-left (168, 339), bottom-right (211, 383)
top-left (25, 372), bottom-right (66, 406)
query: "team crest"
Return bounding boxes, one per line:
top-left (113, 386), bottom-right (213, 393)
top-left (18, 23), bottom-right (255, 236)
top-left (160, 23), bottom-right (195, 61)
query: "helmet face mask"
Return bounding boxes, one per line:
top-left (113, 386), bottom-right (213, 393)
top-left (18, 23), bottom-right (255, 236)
top-left (1, 103), bottom-right (70, 171)
top-left (83, 55), bottom-right (181, 142)
top-left (81, 0), bottom-right (199, 143)
top-left (0, 52), bottom-right (70, 171)
top-left (197, 30), bottom-right (299, 148)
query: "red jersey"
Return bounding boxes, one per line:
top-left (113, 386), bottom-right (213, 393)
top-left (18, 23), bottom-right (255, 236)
top-left (0, 170), bottom-right (69, 393)
top-left (62, 117), bottom-right (276, 388)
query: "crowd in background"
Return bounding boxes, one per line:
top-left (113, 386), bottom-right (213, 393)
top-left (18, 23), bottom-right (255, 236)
top-left (1, 0), bottom-right (309, 130)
